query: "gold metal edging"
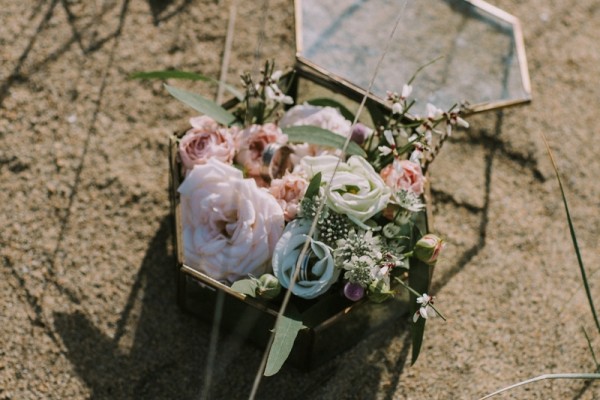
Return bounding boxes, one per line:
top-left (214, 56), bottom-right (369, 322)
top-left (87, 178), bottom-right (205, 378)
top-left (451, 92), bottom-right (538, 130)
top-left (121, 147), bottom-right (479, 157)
top-left (465, 0), bottom-right (532, 100)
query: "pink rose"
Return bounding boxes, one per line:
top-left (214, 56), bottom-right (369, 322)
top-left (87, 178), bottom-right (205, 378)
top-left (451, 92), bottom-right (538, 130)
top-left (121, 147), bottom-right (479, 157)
top-left (178, 159), bottom-right (285, 283)
top-left (379, 160), bottom-right (424, 195)
top-left (234, 123), bottom-right (287, 177)
top-left (269, 173), bottom-right (308, 221)
top-left (178, 116), bottom-right (236, 170)
top-left (280, 104), bottom-right (353, 158)
top-left (280, 104), bottom-right (352, 137)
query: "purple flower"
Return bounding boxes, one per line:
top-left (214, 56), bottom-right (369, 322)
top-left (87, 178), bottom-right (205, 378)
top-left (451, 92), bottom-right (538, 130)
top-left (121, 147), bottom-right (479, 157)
top-left (343, 282), bottom-right (365, 301)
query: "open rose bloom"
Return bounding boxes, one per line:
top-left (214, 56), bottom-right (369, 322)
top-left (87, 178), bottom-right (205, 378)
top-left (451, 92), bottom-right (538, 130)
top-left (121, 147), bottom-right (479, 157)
top-left (179, 159), bottom-right (284, 283)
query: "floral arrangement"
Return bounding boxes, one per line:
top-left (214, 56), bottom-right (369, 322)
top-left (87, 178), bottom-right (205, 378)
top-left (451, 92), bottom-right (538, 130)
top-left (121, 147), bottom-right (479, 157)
top-left (161, 61), bottom-right (467, 374)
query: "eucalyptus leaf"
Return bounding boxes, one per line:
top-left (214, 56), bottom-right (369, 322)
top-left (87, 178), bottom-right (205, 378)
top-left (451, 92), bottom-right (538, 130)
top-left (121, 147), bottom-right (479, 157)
top-left (282, 125), bottom-right (367, 157)
top-left (231, 279), bottom-right (258, 297)
top-left (131, 70), bottom-right (244, 100)
top-left (264, 310), bottom-right (304, 376)
top-left (165, 85), bottom-right (237, 126)
top-left (304, 172), bottom-right (322, 199)
top-left (306, 98), bottom-right (356, 121)
top-left (130, 70), bottom-right (212, 81)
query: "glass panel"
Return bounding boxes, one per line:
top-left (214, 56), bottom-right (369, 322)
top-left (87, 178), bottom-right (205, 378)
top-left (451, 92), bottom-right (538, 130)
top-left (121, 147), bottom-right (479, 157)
top-left (299, 0), bottom-right (530, 113)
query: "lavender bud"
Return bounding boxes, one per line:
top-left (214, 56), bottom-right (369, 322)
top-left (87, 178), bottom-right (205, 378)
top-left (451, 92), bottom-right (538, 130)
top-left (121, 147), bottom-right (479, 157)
top-left (343, 282), bottom-right (365, 301)
top-left (350, 123), bottom-right (373, 145)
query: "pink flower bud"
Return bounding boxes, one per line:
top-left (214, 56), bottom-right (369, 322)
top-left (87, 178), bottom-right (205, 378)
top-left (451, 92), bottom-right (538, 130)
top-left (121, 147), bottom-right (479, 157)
top-left (414, 234), bottom-right (445, 264)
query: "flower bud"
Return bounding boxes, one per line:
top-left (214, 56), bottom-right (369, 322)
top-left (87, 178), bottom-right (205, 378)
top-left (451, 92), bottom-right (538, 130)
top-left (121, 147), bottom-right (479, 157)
top-left (413, 234), bottom-right (445, 264)
top-left (343, 282), bottom-right (365, 302)
top-left (350, 123), bottom-right (373, 145)
top-left (367, 280), bottom-right (393, 303)
top-left (256, 273), bottom-right (282, 300)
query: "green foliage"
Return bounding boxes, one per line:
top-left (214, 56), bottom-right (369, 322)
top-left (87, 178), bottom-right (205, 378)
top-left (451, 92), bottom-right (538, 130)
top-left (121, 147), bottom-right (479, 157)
top-left (165, 85), bottom-right (237, 126)
top-left (131, 70), bottom-right (243, 99)
top-left (540, 132), bottom-right (600, 333)
top-left (408, 212), bottom-right (432, 364)
top-left (304, 172), bottom-right (322, 199)
top-left (282, 125), bottom-right (367, 157)
top-left (231, 279), bottom-right (258, 297)
top-left (264, 309), bottom-right (304, 376)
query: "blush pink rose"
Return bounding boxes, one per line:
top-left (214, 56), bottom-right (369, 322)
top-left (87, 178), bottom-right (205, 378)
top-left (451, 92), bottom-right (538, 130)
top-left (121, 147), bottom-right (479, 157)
top-left (280, 104), bottom-right (353, 159)
top-left (179, 116), bottom-right (236, 170)
top-left (269, 173), bottom-right (308, 221)
top-left (178, 158), bottom-right (285, 283)
top-left (234, 123), bottom-right (287, 177)
top-left (379, 160), bottom-right (424, 195)
top-left (280, 104), bottom-right (352, 137)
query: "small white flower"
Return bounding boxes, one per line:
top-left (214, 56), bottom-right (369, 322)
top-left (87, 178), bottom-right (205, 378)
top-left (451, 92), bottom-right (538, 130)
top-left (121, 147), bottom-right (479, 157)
top-left (392, 102), bottom-right (403, 114)
top-left (416, 293), bottom-right (432, 305)
top-left (383, 129), bottom-right (395, 145)
top-left (456, 116), bottom-right (469, 128)
top-left (446, 123), bottom-right (453, 137)
top-left (270, 70), bottom-right (283, 81)
top-left (413, 293), bottom-right (437, 322)
top-left (426, 103), bottom-right (443, 120)
top-left (401, 84), bottom-right (412, 99)
top-left (378, 146), bottom-right (393, 156)
top-left (265, 85), bottom-right (293, 105)
top-left (409, 149), bottom-right (422, 163)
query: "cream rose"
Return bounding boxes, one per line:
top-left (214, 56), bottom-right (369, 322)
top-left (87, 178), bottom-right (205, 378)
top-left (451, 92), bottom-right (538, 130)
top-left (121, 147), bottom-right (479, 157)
top-left (301, 155), bottom-right (391, 226)
top-left (268, 173), bottom-right (308, 221)
top-left (234, 123), bottom-right (287, 177)
top-left (380, 159), bottom-right (424, 195)
top-left (272, 220), bottom-right (339, 299)
top-left (178, 158), bottom-right (285, 282)
top-left (178, 116), bottom-right (236, 170)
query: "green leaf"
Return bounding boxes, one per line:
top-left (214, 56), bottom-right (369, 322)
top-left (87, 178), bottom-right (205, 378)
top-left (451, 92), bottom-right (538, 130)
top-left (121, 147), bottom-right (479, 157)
top-left (304, 172), bottom-right (322, 199)
top-left (231, 279), bottom-right (258, 297)
top-left (264, 310), bottom-right (303, 376)
top-left (131, 70), bottom-right (244, 100)
top-left (282, 125), bottom-right (367, 157)
top-left (130, 70), bottom-right (212, 81)
top-left (306, 98), bottom-right (356, 121)
top-left (540, 132), bottom-right (600, 333)
top-left (165, 85), bottom-right (237, 126)
top-left (409, 257), bottom-right (430, 365)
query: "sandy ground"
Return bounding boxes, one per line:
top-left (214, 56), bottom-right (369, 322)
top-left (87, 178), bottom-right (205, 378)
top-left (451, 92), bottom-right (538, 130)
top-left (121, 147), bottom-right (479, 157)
top-left (2, 0), bottom-right (600, 399)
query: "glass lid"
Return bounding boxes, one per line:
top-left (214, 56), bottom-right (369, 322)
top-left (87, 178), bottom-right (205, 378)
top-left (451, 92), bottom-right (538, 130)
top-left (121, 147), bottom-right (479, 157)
top-left (295, 0), bottom-right (531, 114)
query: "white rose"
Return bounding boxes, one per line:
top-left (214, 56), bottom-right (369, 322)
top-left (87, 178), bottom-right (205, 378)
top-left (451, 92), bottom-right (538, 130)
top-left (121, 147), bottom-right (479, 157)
top-left (178, 158), bottom-right (285, 282)
top-left (272, 220), bottom-right (339, 299)
top-left (301, 155), bottom-right (391, 226)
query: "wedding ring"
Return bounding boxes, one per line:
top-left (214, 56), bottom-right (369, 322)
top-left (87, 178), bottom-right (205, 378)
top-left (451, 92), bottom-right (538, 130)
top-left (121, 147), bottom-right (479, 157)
top-left (261, 143), bottom-right (294, 180)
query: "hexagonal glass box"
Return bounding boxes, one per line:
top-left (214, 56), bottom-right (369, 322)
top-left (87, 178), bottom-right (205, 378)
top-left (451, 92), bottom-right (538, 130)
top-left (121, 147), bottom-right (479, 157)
top-left (172, 0), bottom-right (531, 371)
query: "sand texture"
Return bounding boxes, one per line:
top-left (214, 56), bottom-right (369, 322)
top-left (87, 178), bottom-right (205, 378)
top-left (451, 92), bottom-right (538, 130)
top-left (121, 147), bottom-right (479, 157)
top-left (1, 0), bottom-right (599, 399)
